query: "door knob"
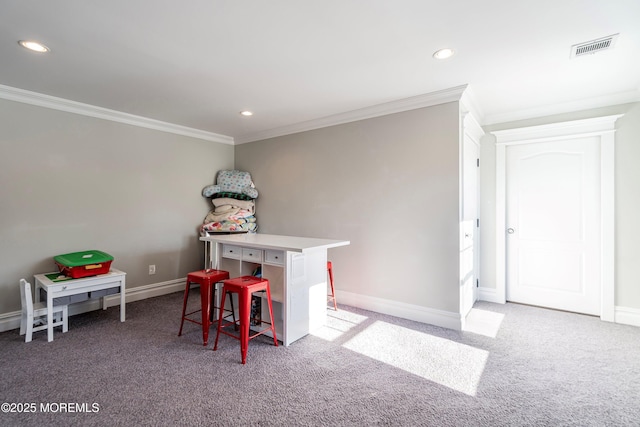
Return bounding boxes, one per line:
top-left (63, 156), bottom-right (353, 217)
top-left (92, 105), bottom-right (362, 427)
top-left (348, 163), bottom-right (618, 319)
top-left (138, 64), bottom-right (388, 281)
top-left (507, 228), bottom-right (515, 234)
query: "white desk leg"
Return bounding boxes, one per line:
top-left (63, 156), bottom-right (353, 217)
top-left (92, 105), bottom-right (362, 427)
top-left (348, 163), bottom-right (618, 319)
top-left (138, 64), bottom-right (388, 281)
top-left (214, 242), bottom-right (220, 270)
top-left (47, 292), bottom-right (54, 342)
top-left (204, 240), bottom-right (217, 270)
top-left (204, 240), bottom-right (209, 271)
top-left (120, 278), bottom-right (126, 322)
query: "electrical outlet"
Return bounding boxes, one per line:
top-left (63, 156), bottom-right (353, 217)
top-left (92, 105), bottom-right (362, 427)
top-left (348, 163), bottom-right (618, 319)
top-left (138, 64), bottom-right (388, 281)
top-left (149, 264), bottom-right (156, 275)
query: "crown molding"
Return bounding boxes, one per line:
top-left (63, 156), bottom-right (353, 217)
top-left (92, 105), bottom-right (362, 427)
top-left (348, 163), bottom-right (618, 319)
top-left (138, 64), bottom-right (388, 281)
top-left (460, 86), bottom-right (485, 125)
top-left (462, 111), bottom-right (485, 142)
top-left (483, 89), bottom-right (640, 126)
top-left (235, 85), bottom-right (469, 144)
top-left (0, 84), bottom-right (234, 145)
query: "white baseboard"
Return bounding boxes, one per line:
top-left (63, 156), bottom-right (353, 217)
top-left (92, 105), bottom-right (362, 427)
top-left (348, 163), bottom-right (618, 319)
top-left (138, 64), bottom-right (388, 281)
top-left (4, 279), bottom-right (636, 335)
top-left (337, 290), bottom-right (463, 330)
top-left (103, 278), bottom-right (185, 307)
top-left (0, 277), bottom-right (185, 333)
top-left (477, 290), bottom-right (640, 328)
top-left (477, 286), bottom-right (505, 304)
top-left (614, 306), bottom-right (640, 327)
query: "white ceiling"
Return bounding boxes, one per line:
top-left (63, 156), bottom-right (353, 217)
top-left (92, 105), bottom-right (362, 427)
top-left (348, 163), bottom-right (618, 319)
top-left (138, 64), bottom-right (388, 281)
top-left (1, 1), bottom-right (639, 143)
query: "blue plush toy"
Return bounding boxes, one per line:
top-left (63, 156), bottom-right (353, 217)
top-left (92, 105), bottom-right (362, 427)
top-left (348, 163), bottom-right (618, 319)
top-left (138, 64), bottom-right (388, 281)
top-left (202, 170), bottom-right (258, 199)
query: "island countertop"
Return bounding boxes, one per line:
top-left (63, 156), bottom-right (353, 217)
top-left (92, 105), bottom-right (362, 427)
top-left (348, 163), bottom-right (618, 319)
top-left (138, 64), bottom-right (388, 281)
top-left (199, 233), bottom-right (350, 253)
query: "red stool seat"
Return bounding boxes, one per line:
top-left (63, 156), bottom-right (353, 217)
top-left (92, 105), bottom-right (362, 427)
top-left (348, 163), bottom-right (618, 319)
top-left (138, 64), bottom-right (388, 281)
top-left (213, 276), bottom-right (278, 364)
top-left (178, 269), bottom-right (232, 346)
top-left (327, 261), bottom-right (337, 310)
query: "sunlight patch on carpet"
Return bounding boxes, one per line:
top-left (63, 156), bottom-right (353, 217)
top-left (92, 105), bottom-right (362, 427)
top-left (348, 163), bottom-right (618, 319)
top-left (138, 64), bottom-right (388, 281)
top-left (309, 309), bottom-right (368, 341)
top-left (342, 321), bottom-right (488, 396)
top-left (463, 308), bottom-right (505, 338)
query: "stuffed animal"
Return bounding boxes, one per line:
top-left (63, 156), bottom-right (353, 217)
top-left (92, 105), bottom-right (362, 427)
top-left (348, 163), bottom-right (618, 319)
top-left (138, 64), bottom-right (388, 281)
top-left (202, 170), bottom-right (258, 199)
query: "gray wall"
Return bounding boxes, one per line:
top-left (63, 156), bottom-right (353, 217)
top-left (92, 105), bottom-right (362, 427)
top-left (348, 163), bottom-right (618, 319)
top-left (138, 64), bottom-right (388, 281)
top-left (0, 98), bottom-right (234, 314)
top-left (480, 102), bottom-right (640, 310)
top-left (235, 102), bottom-right (462, 313)
top-left (5, 91), bottom-right (635, 327)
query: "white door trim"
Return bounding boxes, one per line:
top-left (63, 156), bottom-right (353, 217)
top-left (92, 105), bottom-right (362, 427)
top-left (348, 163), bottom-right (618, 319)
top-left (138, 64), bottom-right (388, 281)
top-left (493, 115), bottom-right (623, 321)
top-left (460, 111), bottom-right (484, 325)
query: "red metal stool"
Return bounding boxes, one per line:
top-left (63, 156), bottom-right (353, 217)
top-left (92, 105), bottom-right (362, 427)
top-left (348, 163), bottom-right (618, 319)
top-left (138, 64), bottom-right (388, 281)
top-left (213, 276), bottom-right (278, 364)
top-left (178, 269), bottom-right (235, 346)
top-left (327, 261), bottom-right (337, 310)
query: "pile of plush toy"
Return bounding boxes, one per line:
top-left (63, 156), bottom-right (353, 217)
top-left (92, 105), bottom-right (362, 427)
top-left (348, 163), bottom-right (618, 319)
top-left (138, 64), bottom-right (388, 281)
top-left (200, 170), bottom-right (258, 234)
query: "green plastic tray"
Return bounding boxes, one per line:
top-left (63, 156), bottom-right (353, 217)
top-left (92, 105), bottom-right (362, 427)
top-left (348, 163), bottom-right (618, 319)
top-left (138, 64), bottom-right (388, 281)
top-left (53, 250), bottom-right (113, 267)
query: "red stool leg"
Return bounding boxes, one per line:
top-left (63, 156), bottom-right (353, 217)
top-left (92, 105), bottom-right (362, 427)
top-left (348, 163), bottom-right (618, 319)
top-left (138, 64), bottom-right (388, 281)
top-left (265, 283), bottom-right (278, 347)
top-left (200, 280), bottom-right (213, 346)
top-left (239, 286), bottom-right (252, 364)
top-left (213, 289), bottom-right (227, 351)
top-left (328, 261), bottom-right (337, 311)
top-left (210, 284), bottom-right (238, 330)
top-left (178, 279), bottom-right (191, 336)
top-left (209, 283), bottom-right (217, 323)
top-left (227, 292), bottom-right (238, 331)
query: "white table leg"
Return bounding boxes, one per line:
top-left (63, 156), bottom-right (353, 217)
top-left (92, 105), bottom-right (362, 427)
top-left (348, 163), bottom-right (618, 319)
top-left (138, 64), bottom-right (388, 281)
top-left (215, 242), bottom-right (219, 270)
top-left (47, 293), bottom-right (54, 342)
top-left (120, 278), bottom-right (126, 322)
top-left (204, 240), bottom-right (209, 271)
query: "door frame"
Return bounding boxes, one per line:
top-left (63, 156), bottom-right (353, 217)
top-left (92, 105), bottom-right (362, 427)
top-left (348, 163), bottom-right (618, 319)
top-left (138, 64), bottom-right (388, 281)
top-left (493, 115), bottom-right (622, 321)
top-left (460, 111), bottom-right (484, 324)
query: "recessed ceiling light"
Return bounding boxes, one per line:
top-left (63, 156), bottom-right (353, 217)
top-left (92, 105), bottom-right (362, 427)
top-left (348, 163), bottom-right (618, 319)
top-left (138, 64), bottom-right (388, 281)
top-left (18, 40), bottom-right (50, 53)
top-left (240, 111), bottom-right (253, 117)
top-left (433, 48), bottom-right (454, 60)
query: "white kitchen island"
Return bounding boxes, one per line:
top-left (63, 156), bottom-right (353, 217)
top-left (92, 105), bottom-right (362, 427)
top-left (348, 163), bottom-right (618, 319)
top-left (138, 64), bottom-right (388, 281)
top-left (200, 233), bottom-right (349, 346)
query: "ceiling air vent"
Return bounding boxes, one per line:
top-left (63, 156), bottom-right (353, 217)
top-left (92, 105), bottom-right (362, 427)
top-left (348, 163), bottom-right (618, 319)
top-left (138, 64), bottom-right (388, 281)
top-left (571, 34), bottom-right (618, 58)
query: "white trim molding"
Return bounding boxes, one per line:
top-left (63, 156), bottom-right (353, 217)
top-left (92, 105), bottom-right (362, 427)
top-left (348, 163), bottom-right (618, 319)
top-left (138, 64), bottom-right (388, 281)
top-left (490, 115), bottom-right (623, 145)
top-left (460, 86), bottom-right (485, 126)
top-left (0, 84), bottom-right (234, 145)
top-left (483, 89), bottom-right (640, 125)
top-left (615, 306), bottom-right (640, 328)
top-left (235, 85), bottom-right (469, 144)
top-left (102, 277), bottom-right (185, 308)
top-left (478, 286), bottom-right (503, 304)
top-left (492, 114), bottom-right (623, 322)
top-left (337, 290), bottom-right (463, 331)
top-left (0, 278), bottom-right (185, 334)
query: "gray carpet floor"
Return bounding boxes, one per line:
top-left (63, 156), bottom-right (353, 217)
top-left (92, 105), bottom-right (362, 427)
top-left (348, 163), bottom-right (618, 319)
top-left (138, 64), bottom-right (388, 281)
top-left (1, 290), bottom-right (639, 426)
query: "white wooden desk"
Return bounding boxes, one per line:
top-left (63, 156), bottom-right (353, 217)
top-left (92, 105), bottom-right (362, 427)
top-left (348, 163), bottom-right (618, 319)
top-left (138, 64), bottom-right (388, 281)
top-left (200, 234), bottom-right (349, 346)
top-left (34, 269), bottom-right (126, 342)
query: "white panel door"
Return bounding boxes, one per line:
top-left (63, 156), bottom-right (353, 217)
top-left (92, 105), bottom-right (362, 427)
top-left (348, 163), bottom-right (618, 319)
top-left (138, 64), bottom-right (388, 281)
top-left (506, 137), bottom-right (601, 315)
